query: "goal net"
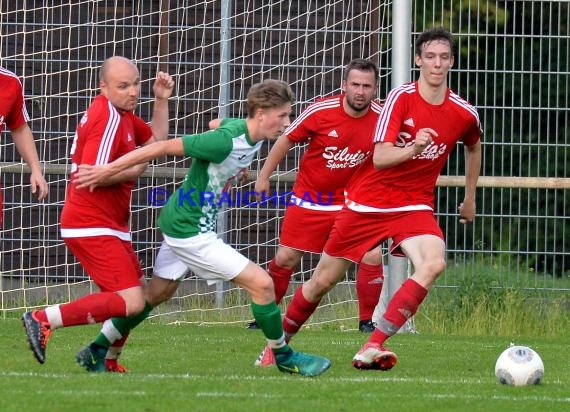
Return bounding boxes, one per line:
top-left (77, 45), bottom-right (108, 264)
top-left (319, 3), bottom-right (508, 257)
top-left (0, 0), bottom-right (393, 329)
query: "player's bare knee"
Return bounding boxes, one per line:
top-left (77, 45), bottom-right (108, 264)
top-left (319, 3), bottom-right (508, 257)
top-left (146, 287), bottom-right (174, 307)
top-left (425, 258), bottom-right (446, 278)
top-left (125, 296), bottom-right (146, 316)
top-left (274, 249), bottom-right (298, 269)
top-left (311, 274), bottom-right (337, 296)
top-left (233, 265), bottom-right (275, 302)
top-left (118, 286), bottom-right (146, 316)
top-left (254, 274), bottom-right (274, 298)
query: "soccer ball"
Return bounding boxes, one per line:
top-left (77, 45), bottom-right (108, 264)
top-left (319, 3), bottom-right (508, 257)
top-left (495, 345), bottom-right (544, 386)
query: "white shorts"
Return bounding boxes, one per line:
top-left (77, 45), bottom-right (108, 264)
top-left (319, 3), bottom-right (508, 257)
top-left (153, 232), bottom-right (250, 284)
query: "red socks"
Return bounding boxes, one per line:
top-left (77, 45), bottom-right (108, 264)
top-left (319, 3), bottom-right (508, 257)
top-left (268, 259), bottom-right (294, 304)
top-left (370, 278), bottom-right (427, 345)
top-left (34, 292), bottom-right (127, 328)
top-left (61, 292), bottom-right (127, 326)
top-left (282, 286), bottom-right (320, 336)
top-left (356, 262), bottom-right (384, 321)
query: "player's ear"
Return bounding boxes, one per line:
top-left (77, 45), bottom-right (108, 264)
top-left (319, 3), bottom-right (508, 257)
top-left (99, 80), bottom-right (108, 95)
top-left (341, 79), bottom-right (347, 94)
top-left (414, 54), bottom-right (422, 67)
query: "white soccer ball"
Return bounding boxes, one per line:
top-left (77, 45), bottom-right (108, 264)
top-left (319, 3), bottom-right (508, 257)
top-left (495, 345), bottom-right (544, 386)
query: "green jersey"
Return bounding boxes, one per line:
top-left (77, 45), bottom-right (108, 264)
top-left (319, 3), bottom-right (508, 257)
top-left (157, 118), bottom-right (263, 238)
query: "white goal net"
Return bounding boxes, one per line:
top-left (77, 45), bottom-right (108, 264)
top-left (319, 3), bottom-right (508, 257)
top-left (0, 0), bottom-right (393, 328)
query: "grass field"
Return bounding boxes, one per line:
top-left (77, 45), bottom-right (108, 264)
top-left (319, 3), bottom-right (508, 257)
top-left (0, 318), bottom-right (568, 412)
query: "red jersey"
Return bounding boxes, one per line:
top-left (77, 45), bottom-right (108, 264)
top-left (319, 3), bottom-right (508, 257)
top-left (0, 68), bottom-right (29, 134)
top-left (60, 95), bottom-right (153, 238)
top-left (0, 68), bottom-right (30, 221)
top-left (285, 94), bottom-right (382, 208)
top-left (346, 81), bottom-right (481, 211)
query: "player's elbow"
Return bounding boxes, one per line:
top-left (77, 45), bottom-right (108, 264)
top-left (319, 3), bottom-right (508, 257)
top-left (372, 155), bottom-right (388, 170)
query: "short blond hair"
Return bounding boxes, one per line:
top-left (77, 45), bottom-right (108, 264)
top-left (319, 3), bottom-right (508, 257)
top-left (246, 79), bottom-right (293, 118)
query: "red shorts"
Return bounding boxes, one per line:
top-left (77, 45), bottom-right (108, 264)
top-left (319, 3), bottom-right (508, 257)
top-left (279, 205), bottom-right (338, 254)
top-left (324, 209), bottom-right (444, 262)
top-left (64, 236), bottom-right (143, 292)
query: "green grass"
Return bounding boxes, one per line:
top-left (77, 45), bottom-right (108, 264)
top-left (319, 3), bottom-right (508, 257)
top-left (416, 288), bottom-right (569, 336)
top-left (1, 319), bottom-right (568, 412)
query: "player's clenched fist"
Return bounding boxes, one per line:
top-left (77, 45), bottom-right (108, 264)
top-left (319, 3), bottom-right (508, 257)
top-left (153, 71), bottom-right (174, 99)
top-left (413, 127), bottom-right (437, 154)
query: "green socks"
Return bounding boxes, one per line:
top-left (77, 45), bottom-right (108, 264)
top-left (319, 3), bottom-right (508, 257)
top-left (93, 301), bottom-right (153, 348)
top-left (251, 301), bottom-right (290, 355)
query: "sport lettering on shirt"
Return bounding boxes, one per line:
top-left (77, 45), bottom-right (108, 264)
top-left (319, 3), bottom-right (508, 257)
top-left (413, 142), bottom-right (447, 161)
top-left (322, 146), bottom-right (370, 170)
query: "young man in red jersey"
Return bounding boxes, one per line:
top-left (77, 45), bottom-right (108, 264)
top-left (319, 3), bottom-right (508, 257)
top-left (277, 27), bottom-right (482, 370)
top-left (21, 56), bottom-right (174, 368)
top-left (252, 59), bottom-right (386, 366)
top-left (0, 67), bottom-right (48, 219)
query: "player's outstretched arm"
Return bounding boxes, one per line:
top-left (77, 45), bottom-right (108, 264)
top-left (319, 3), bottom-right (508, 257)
top-left (75, 138), bottom-right (185, 191)
top-left (254, 133), bottom-right (294, 197)
top-left (93, 163), bottom-right (149, 187)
